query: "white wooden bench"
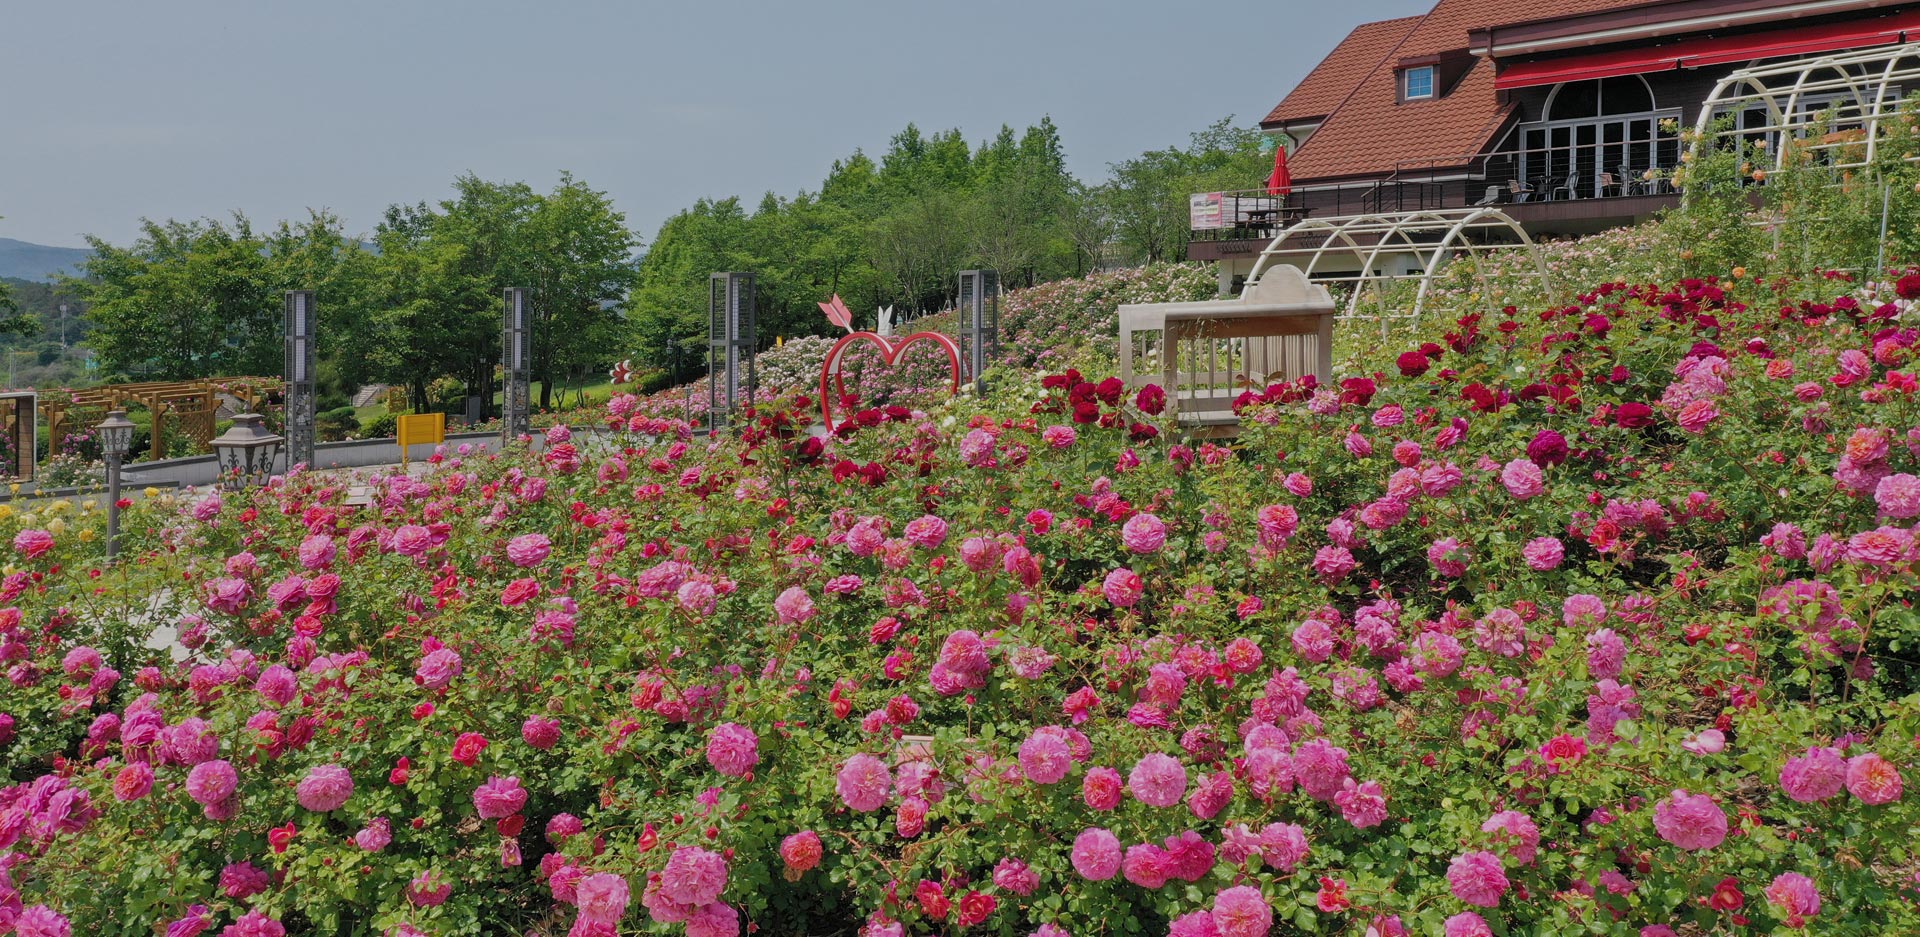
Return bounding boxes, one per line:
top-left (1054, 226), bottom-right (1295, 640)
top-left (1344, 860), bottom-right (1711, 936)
top-left (1117, 265), bottom-right (1335, 434)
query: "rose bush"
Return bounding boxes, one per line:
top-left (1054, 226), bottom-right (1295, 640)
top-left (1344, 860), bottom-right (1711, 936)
top-left (0, 263), bottom-right (1916, 936)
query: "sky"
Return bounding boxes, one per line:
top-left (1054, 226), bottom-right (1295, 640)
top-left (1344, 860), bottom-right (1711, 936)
top-left (0, 0), bottom-right (1432, 249)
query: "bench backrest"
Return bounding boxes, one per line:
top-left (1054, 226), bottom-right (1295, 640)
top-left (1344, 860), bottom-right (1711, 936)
top-left (1118, 266), bottom-right (1336, 426)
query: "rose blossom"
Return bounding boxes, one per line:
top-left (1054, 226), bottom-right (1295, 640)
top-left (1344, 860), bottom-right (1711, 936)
top-left (296, 764), bottom-right (354, 812)
top-left (1121, 513), bottom-right (1167, 554)
top-left (522, 716), bottom-right (561, 750)
top-left (506, 533), bottom-right (552, 567)
top-left (1083, 766), bottom-right (1123, 810)
top-left (1500, 458), bottom-right (1546, 499)
top-left (1764, 872), bottom-right (1820, 927)
top-left (1780, 746), bottom-right (1847, 802)
top-left (705, 722), bottom-right (759, 777)
top-left (186, 759), bottom-right (238, 807)
top-left (1128, 753), bottom-right (1188, 807)
top-left (660, 845), bottom-right (728, 906)
top-left (1845, 752), bottom-right (1903, 805)
top-left (1522, 536), bottom-right (1564, 570)
top-left (1211, 884), bottom-right (1272, 937)
top-left (837, 754), bottom-right (891, 812)
top-left (774, 586), bottom-right (817, 625)
top-left (1652, 790), bottom-right (1726, 850)
top-left (781, 831), bottom-right (823, 872)
top-left (1446, 851), bottom-right (1509, 907)
top-left (1102, 567), bottom-right (1144, 607)
top-left (473, 775), bottom-right (527, 819)
top-left (1018, 729), bottom-right (1072, 785)
top-left (1443, 912), bottom-right (1492, 937)
top-left (1070, 827), bottom-right (1121, 880)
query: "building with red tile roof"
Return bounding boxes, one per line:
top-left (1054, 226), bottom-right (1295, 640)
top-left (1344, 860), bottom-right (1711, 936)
top-left (1193, 0), bottom-right (1920, 282)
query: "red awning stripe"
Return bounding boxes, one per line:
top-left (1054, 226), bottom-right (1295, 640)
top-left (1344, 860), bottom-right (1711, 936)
top-left (1495, 13), bottom-right (1920, 91)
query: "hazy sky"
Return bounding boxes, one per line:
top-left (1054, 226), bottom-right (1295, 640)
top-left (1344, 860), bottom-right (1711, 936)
top-left (0, 0), bottom-right (1432, 248)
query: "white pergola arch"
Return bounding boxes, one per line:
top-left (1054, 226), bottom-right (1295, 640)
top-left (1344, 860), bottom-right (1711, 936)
top-left (1693, 43), bottom-right (1920, 174)
top-left (1246, 207), bottom-right (1552, 332)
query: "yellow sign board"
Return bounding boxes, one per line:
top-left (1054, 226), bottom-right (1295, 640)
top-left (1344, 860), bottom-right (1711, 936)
top-left (396, 412), bottom-right (446, 466)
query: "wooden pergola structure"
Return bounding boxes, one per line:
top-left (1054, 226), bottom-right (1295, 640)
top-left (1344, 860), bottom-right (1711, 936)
top-left (42, 378), bottom-right (276, 463)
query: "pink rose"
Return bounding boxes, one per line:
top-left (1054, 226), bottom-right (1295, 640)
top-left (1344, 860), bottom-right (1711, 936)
top-left (506, 534), bottom-right (552, 567)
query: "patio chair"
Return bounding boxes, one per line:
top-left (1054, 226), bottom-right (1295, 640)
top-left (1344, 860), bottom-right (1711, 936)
top-left (1547, 174), bottom-right (1581, 201)
top-left (1597, 172), bottom-right (1624, 197)
top-left (1471, 185), bottom-right (1503, 207)
top-left (1507, 179), bottom-right (1535, 203)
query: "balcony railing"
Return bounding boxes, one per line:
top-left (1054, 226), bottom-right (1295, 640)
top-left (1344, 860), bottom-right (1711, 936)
top-left (1190, 134), bottom-right (1683, 241)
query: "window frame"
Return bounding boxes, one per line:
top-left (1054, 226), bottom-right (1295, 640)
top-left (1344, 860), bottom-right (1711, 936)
top-left (1402, 66), bottom-right (1436, 101)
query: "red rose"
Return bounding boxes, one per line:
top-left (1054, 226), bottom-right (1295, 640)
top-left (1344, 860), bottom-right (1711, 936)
top-left (389, 757), bottom-right (411, 785)
top-left (1093, 377), bottom-right (1124, 405)
top-left (1396, 351), bottom-right (1431, 377)
top-left (1316, 876), bottom-right (1350, 913)
top-left (915, 880), bottom-right (951, 920)
top-left (496, 814), bottom-right (526, 837)
top-left (1709, 876), bottom-right (1745, 910)
top-left (1134, 384), bottom-right (1167, 416)
top-left (956, 890), bottom-right (997, 927)
top-left (1614, 402), bottom-right (1655, 428)
top-left (499, 578), bottom-right (541, 607)
top-left (451, 732), bottom-right (489, 767)
top-left (268, 822), bottom-right (298, 854)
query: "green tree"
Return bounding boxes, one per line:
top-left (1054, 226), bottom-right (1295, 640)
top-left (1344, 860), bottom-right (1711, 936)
top-left (521, 173), bottom-right (641, 407)
top-left (72, 215), bottom-right (278, 379)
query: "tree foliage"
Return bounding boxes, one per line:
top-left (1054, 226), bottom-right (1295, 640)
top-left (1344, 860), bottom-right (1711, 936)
top-left (624, 115), bottom-right (1263, 375)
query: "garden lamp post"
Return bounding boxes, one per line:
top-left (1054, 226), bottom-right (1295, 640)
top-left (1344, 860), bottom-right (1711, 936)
top-left (209, 413), bottom-right (283, 492)
top-left (96, 409), bottom-right (135, 560)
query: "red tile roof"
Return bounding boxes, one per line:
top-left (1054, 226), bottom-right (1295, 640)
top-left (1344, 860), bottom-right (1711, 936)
top-left (1263, 16), bottom-right (1423, 126)
top-left (1277, 0), bottom-right (1656, 181)
top-left (1400, 0), bottom-right (1656, 57)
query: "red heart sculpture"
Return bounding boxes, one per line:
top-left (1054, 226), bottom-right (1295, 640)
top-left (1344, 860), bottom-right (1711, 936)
top-left (817, 330), bottom-right (965, 429)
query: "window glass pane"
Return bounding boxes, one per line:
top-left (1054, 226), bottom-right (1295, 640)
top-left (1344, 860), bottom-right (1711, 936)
top-left (1600, 76), bottom-right (1654, 115)
top-left (1405, 67), bottom-right (1434, 99)
top-left (1550, 80), bottom-right (1600, 121)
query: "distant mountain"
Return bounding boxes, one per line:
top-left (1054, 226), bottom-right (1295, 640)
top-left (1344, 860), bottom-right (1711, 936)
top-left (0, 238), bottom-right (92, 282)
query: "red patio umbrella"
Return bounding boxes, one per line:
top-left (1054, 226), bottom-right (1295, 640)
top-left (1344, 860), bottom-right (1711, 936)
top-left (1266, 143), bottom-right (1293, 197)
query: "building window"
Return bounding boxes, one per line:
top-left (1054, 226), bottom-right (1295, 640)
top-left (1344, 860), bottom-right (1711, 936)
top-left (1403, 66), bottom-right (1435, 100)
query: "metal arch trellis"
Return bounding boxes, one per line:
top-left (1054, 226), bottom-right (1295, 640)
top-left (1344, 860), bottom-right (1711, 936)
top-left (1691, 43), bottom-right (1920, 272)
top-left (1246, 207), bottom-right (1552, 335)
top-left (1692, 43), bottom-right (1920, 175)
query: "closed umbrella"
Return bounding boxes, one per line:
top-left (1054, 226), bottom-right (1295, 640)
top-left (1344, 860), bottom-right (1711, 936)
top-left (1266, 143), bottom-right (1293, 197)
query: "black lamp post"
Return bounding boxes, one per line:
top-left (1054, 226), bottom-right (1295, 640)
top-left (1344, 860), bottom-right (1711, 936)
top-left (96, 409), bottom-right (135, 560)
top-left (209, 413), bottom-right (283, 491)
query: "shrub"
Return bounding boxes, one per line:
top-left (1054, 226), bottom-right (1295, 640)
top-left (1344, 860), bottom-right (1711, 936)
top-left (315, 406), bottom-right (360, 442)
top-left (1, 263), bottom-right (1918, 937)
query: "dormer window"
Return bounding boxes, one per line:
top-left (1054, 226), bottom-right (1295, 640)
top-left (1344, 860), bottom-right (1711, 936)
top-left (1403, 66), bottom-right (1435, 100)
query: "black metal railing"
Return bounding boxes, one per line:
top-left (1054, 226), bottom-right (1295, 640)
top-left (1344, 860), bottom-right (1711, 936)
top-left (1190, 134), bottom-right (1685, 241)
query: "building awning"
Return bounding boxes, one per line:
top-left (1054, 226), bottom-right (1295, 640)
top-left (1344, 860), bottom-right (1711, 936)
top-left (1495, 13), bottom-right (1920, 90)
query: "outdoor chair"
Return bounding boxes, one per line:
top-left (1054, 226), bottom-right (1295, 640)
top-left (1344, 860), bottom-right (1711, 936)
top-left (1548, 174), bottom-right (1581, 201)
top-left (1507, 179), bottom-right (1535, 203)
top-left (1597, 172), bottom-right (1624, 197)
top-left (1472, 185), bottom-right (1503, 207)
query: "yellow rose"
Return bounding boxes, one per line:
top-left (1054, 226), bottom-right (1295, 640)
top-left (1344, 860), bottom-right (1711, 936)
top-left (144, 487), bottom-right (160, 498)
top-left (78, 528), bottom-right (96, 543)
top-left (0, 505), bottom-right (12, 520)
top-left (49, 500), bottom-right (71, 515)
top-left (47, 518), bottom-right (66, 535)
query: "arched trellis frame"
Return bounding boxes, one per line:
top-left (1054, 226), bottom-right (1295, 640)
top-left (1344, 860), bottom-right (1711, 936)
top-left (1693, 43), bottom-right (1920, 175)
top-left (1246, 207), bottom-right (1553, 335)
top-left (1691, 43), bottom-right (1920, 270)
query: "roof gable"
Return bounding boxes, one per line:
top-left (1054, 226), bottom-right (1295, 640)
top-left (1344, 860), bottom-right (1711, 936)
top-left (1262, 16), bottom-right (1422, 127)
top-left (1273, 0), bottom-right (1656, 180)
